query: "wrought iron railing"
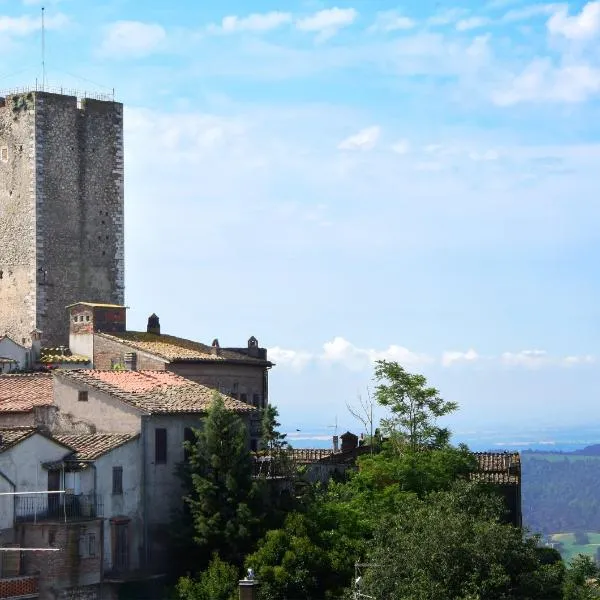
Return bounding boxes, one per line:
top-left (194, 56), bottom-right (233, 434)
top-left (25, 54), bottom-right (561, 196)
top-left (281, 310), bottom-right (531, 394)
top-left (15, 493), bottom-right (103, 523)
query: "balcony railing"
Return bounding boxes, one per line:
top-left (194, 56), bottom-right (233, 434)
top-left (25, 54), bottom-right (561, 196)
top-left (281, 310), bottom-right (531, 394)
top-left (15, 493), bottom-right (103, 523)
top-left (0, 575), bottom-right (38, 599)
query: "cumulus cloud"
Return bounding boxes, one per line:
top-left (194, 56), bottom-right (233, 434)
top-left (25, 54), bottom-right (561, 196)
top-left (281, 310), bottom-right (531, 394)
top-left (296, 7), bottom-right (358, 40)
top-left (492, 58), bottom-right (600, 105)
top-left (268, 347), bottom-right (313, 371)
top-left (547, 1), bottom-right (600, 41)
top-left (99, 21), bottom-right (166, 58)
top-left (442, 349), bottom-right (479, 367)
top-left (210, 12), bottom-right (292, 34)
top-left (456, 17), bottom-right (491, 31)
top-left (337, 126), bottom-right (381, 151)
top-left (0, 13), bottom-right (67, 35)
top-left (321, 337), bottom-right (433, 371)
top-left (370, 10), bottom-right (416, 32)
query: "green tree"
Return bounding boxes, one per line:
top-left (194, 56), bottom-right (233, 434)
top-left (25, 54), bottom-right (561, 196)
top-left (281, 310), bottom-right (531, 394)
top-left (373, 360), bottom-right (458, 452)
top-left (361, 481), bottom-right (566, 600)
top-left (183, 392), bottom-right (258, 566)
top-left (563, 555), bottom-right (600, 600)
top-left (176, 554), bottom-right (239, 600)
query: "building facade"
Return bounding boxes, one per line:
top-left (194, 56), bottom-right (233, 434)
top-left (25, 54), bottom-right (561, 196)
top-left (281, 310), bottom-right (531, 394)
top-left (0, 91), bottom-right (125, 348)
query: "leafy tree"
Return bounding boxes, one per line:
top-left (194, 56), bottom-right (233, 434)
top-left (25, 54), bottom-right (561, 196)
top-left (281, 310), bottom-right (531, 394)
top-left (176, 554), bottom-right (239, 600)
top-left (361, 481), bottom-right (566, 600)
top-left (563, 555), bottom-right (600, 600)
top-left (261, 405), bottom-right (289, 454)
top-left (373, 360), bottom-right (458, 452)
top-left (183, 392), bottom-right (258, 566)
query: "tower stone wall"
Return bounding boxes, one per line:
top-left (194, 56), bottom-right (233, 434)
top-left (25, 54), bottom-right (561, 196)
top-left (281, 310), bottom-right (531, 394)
top-left (0, 91), bottom-right (124, 346)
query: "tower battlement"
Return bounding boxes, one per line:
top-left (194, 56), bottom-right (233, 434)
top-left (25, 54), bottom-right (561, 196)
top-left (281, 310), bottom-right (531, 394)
top-left (0, 89), bottom-right (124, 347)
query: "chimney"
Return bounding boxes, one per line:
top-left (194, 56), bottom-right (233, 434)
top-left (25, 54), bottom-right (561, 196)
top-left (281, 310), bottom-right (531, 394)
top-left (247, 336), bottom-right (259, 358)
top-left (30, 329), bottom-right (42, 363)
top-left (211, 339), bottom-right (220, 356)
top-left (124, 352), bottom-right (138, 371)
top-left (147, 314), bottom-right (160, 335)
top-left (239, 571), bottom-right (259, 600)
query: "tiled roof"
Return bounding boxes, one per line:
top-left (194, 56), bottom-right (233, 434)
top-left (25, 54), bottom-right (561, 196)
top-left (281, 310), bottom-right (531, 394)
top-left (40, 354), bottom-right (90, 364)
top-left (0, 373), bottom-right (53, 412)
top-left (0, 427), bottom-right (37, 452)
top-left (97, 331), bottom-right (270, 364)
top-left (55, 370), bottom-right (256, 415)
top-left (471, 452), bottom-right (521, 485)
top-left (54, 433), bottom-right (138, 460)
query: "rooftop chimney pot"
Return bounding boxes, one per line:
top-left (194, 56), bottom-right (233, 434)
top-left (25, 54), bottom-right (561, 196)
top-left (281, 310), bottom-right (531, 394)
top-left (147, 313), bottom-right (160, 335)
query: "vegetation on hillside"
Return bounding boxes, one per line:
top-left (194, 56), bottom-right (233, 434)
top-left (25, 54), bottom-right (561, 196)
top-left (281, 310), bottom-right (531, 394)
top-left (172, 363), bottom-right (600, 600)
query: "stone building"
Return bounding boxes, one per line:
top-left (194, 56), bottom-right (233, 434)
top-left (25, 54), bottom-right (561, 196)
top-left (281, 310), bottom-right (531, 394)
top-left (0, 90), bottom-right (125, 348)
top-left (67, 303), bottom-right (273, 410)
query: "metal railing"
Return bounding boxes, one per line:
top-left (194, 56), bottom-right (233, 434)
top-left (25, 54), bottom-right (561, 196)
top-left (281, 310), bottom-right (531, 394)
top-left (0, 85), bottom-right (114, 102)
top-left (15, 493), bottom-right (103, 523)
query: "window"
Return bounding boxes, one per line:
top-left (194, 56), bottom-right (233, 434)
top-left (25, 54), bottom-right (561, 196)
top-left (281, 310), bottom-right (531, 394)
top-left (184, 428), bottom-right (195, 462)
top-left (88, 534), bottom-right (97, 557)
top-left (78, 390), bottom-right (88, 402)
top-left (79, 532), bottom-right (96, 558)
top-left (0, 147), bottom-right (7, 162)
top-left (240, 393), bottom-right (248, 404)
top-left (85, 315), bottom-right (90, 322)
top-left (253, 394), bottom-right (261, 408)
top-left (155, 428), bottom-right (167, 464)
top-left (112, 466), bottom-right (123, 495)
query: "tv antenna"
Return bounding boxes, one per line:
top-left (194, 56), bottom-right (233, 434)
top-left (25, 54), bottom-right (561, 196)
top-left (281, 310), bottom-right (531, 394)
top-left (328, 415), bottom-right (338, 437)
top-left (41, 6), bottom-right (46, 90)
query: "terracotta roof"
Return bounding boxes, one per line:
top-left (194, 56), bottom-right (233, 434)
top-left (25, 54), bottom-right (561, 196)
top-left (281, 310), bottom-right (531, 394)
top-left (54, 432), bottom-right (138, 460)
top-left (0, 373), bottom-right (53, 412)
top-left (0, 427), bottom-right (38, 452)
top-left (55, 370), bottom-right (256, 415)
top-left (471, 452), bottom-right (521, 485)
top-left (96, 331), bottom-right (270, 365)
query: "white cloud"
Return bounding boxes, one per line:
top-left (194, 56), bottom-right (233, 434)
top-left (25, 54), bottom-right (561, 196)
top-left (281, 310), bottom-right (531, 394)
top-left (492, 58), bottom-right (600, 105)
top-left (442, 349), bottom-right (479, 367)
top-left (547, 2), bottom-right (600, 41)
top-left (268, 347), bottom-right (313, 371)
top-left (391, 139), bottom-right (410, 154)
top-left (337, 126), bottom-right (381, 151)
top-left (321, 337), bottom-right (432, 371)
top-left (502, 350), bottom-right (549, 368)
top-left (0, 13), bottom-right (67, 35)
top-left (456, 17), bottom-right (492, 31)
top-left (563, 355), bottom-right (596, 365)
top-left (501, 3), bottom-right (562, 23)
top-left (370, 10), bottom-right (416, 32)
top-left (296, 7), bottom-right (358, 40)
top-left (100, 21), bottom-right (166, 58)
top-left (210, 12), bottom-right (292, 34)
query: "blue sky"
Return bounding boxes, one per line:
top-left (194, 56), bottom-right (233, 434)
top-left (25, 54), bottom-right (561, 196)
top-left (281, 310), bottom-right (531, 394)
top-left (3, 0), bottom-right (600, 447)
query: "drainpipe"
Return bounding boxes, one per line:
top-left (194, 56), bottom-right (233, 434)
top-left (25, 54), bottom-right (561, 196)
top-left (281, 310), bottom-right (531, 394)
top-left (0, 468), bottom-right (17, 531)
top-left (141, 415), bottom-right (149, 570)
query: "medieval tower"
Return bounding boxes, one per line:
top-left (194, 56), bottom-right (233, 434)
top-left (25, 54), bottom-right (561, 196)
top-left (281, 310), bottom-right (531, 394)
top-left (0, 90), bottom-right (124, 347)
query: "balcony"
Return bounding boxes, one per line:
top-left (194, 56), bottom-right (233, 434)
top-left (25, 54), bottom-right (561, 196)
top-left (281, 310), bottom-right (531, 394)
top-left (0, 575), bottom-right (38, 599)
top-left (15, 493), bottom-right (103, 523)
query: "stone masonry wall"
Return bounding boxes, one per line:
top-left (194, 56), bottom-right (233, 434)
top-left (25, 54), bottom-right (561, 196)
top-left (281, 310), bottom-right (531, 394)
top-left (18, 520), bottom-right (102, 598)
top-left (93, 335), bottom-right (166, 370)
top-left (35, 93), bottom-right (124, 346)
top-left (0, 91), bottom-right (124, 348)
top-left (0, 93), bottom-right (37, 344)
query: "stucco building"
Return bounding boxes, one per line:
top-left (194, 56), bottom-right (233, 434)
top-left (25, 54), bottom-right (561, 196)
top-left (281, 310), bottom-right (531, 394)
top-left (0, 90), bottom-right (125, 348)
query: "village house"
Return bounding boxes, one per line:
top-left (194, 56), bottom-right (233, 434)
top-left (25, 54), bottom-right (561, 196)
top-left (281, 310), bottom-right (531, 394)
top-left (67, 303), bottom-right (272, 409)
top-left (0, 373), bottom-right (54, 428)
top-left (49, 368), bottom-right (257, 571)
top-left (0, 335), bottom-right (34, 372)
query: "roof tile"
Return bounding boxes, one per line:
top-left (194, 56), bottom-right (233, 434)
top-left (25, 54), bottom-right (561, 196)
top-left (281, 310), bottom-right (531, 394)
top-left (55, 370), bottom-right (256, 415)
top-left (97, 331), bottom-right (269, 364)
top-left (0, 373), bottom-right (53, 413)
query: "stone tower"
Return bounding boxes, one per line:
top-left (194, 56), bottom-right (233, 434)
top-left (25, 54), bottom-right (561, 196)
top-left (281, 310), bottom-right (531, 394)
top-left (0, 90), bottom-right (124, 347)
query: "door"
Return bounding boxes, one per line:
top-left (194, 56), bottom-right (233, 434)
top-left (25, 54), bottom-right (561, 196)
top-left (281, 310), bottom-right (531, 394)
top-left (47, 471), bottom-right (60, 516)
top-left (113, 522), bottom-right (129, 572)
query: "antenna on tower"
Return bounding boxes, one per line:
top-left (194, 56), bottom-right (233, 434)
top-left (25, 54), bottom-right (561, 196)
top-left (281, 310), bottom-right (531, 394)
top-left (41, 6), bottom-right (46, 90)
